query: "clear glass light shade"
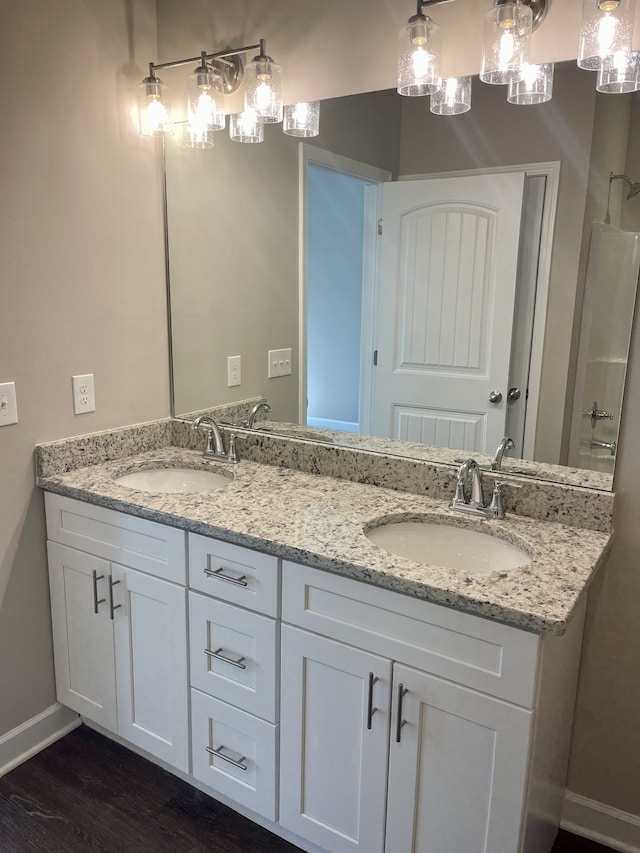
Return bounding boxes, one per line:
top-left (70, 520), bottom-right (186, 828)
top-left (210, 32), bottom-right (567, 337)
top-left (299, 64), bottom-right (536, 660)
top-left (283, 102), bottom-right (320, 137)
top-left (430, 77), bottom-right (472, 114)
top-left (480, 2), bottom-right (532, 85)
top-left (507, 62), bottom-right (554, 103)
top-left (185, 65), bottom-right (225, 148)
top-left (230, 109), bottom-right (264, 143)
top-left (138, 77), bottom-right (173, 136)
top-left (397, 16), bottom-right (442, 96)
top-left (244, 57), bottom-right (283, 123)
top-left (596, 49), bottom-right (640, 91)
top-left (578, 0), bottom-right (635, 71)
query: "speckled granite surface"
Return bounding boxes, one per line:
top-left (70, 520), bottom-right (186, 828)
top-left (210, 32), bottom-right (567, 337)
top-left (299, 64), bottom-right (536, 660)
top-left (36, 445), bottom-right (611, 635)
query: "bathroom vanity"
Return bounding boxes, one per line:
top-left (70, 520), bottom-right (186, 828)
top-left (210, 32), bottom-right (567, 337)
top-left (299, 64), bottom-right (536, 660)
top-left (37, 426), bottom-right (612, 853)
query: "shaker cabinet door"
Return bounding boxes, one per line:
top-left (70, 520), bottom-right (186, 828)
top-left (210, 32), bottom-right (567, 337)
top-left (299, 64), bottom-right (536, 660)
top-left (386, 663), bottom-right (533, 853)
top-left (47, 541), bottom-right (117, 731)
top-left (112, 564), bottom-right (189, 772)
top-left (279, 625), bottom-right (392, 853)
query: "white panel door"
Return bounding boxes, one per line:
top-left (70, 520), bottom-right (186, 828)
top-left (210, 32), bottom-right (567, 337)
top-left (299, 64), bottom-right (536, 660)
top-left (371, 173), bottom-right (525, 453)
top-left (112, 564), bottom-right (189, 772)
top-left (47, 541), bottom-right (117, 730)
top-left (386, 663), bottom-right (533, 853)
top-left (280, 625), bottom-right (392, 853)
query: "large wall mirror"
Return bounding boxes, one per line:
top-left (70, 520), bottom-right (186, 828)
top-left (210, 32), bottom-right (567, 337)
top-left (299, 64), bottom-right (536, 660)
top-left (165, 61), bottom-right (640, 491)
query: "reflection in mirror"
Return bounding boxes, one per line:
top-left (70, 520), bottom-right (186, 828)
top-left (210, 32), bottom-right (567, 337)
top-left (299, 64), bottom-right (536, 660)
top-left (165, 62), bottom-right (640, 491)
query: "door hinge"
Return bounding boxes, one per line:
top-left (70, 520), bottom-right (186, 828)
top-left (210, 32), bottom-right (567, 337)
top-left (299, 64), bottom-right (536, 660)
top-left (373, 350), bottom-right (378, 366)
top-left (377, 219), bottom-right (382, 235)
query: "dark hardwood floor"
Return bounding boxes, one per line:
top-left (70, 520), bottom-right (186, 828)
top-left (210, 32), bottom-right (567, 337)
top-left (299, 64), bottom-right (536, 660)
top-left (0, 726), bottom-right (616, 853)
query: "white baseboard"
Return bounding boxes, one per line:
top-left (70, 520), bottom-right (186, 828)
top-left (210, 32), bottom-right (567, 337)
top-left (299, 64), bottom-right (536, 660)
top-left (562, 790), bottom-right (640, 853)
top-left (0, 703), bottom-right (80, 777)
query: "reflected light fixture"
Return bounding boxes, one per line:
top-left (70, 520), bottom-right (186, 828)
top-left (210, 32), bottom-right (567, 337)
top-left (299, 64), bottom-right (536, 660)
top-left (230, 109), bottom-right (264, 143)
top-left (283, 102), bottom-right (321, 137)
top-left (480, 0), bottom-right (538, 84)
top-left (244, 40), bottom-right (284, 123)
top-left (578, 0), bottom-right (636, 71)
top-left (397, 0), bottom-right (443, 96)
top-left (138, 67), bottom-right (173, 136)
top-left (507, 61), bottom-right (554, 102)
top-left (185, 52), bottom-right (225, 148)
top-left (597, 49), bottom-right (640, 91)
top-left (430, 77), bottom-right (472, 114)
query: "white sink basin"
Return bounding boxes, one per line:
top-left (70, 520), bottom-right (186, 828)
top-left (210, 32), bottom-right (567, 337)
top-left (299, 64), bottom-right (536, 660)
top-left (365, 519), bottom-right (530, 573)
top-left (114, 467), bottom-right (233, 494)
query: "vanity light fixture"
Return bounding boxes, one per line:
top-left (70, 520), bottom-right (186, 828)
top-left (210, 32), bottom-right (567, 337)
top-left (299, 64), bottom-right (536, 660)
top-left (138, 41), bottom-right (263, 139)
top-left (578, 0), bottom-right (636, 71)
top-left (397, 0), bottom-right (448, 96)
top-left (507, 61), bottom-right (554, 103)
top-left (244, 40), bottom-right (284, 123)
top-left (481, 0), bottom-right (535, 85)
top-left (430, 76), bottom-right (473, 114)
top-left (283, 102), bottom-right (321, 137)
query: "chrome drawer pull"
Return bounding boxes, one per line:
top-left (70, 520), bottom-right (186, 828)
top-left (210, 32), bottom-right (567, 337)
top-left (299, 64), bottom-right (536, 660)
top-left (108, 577), bottom-right (121, 621)
top-left (204, 566), bottom-right (248, 587)
top-left (204, 647), bottom-right (247, 670)
top-left (206, 745), bottom-right (248, 771)
top-left (367, 672), bottom-right (379, 730)
top-left (396, 684), bottom-right (408, 743)
top-left (92, 570), bottom-right (105, 614)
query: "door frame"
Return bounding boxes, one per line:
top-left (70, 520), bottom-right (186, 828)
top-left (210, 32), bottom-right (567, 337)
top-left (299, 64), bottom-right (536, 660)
top-left (298, 144), bottom-right (391, 426)
top-left (399, 162), bottom-right (560, 459)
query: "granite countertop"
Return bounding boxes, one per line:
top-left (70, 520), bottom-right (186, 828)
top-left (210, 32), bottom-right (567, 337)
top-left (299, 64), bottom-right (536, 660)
top-left (37, 446), bottom-right (611, 636)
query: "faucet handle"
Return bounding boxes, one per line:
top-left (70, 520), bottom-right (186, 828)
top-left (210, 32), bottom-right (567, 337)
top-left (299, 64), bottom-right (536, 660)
top-left (226, 433), bottom-right (239, 464)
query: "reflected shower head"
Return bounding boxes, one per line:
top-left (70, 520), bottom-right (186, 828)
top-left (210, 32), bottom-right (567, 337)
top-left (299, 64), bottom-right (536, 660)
top-left (627, 182), bottom-right (640, 200)
top-left (610, 172), bottom-right (640, 201)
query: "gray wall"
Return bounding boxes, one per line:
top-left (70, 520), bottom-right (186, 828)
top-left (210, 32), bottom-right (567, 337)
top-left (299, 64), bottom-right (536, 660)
top-left (0, 0), bottom-right (168, 735)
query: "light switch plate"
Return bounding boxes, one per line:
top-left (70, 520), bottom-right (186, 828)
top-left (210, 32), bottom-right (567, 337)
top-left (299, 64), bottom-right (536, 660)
top-left (268, 348), bottom-right (292, 378)
top-left (0, 382), bottom-right (18, 426)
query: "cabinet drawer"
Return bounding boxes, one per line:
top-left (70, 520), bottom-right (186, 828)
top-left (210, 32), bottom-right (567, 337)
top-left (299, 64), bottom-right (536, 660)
top-left (188, 533), bottom-right (279, 616)
top-left (45, 493), bottom-right (186, 584)
top-left (282, 562), bottom-right (540, 708)
top-left (191, 688), bottom-right (278, 822)
top-left (189, 592), bottom-right (278, 722)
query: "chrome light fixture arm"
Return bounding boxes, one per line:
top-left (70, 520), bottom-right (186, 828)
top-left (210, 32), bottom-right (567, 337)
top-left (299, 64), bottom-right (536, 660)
top-left (149, 41), bottom-right (264, 96)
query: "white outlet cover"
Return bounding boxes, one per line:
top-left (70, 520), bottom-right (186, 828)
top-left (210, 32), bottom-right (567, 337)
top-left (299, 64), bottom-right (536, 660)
top-left (0, 381), bottom-right (18, 426)
top-left (72, 374), bottom-right (96, 414)
top-left (227, 355), bottom-right (242, 387)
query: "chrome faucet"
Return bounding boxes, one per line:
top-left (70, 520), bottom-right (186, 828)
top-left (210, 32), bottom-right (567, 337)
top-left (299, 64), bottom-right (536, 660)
top-left (491, 436), bottom-right (514, 471)
top-left (450, 458), bottom-right (509, 519)
top-left (191, 415), bottom-right (238, 463)
top-left (244, 400), bottom-right (272, 429)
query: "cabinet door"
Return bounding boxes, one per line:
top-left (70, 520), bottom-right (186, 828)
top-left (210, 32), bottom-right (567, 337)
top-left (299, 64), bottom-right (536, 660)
top-left (47, 542), bottom-right (117, 730)
top-left (386, 663), bottom-right (533, 853)
top-left (280, 625), bottom-right (392, 853)
top-left (112, 564), bottom-right (189, 772)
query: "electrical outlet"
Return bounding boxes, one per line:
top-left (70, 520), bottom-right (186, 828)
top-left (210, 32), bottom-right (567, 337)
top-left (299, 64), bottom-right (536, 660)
top-left (72, 374), bottom-right (96, 414)
top-left (0, 382), bottom-right (18, 426)
top-left (227, 355), bottom-right (242, 387)
top-left (268, 348), bottom-right (292, 378)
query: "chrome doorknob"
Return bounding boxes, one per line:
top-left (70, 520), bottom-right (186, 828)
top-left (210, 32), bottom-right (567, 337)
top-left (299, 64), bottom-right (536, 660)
top-left (488, 390), bottom-right (503, 404)
top-left (507, 387), bottom-right (521, 402)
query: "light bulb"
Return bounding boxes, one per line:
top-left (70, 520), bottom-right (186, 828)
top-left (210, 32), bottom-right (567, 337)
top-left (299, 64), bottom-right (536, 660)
top-left (480, 1), bottom-right (532, 85)
top-left (245, 54), bottom-right (283, 123)
top-left (578, 0), bottom-right (635, 71)
top-left (397, 15), bottom-right (441, 96)
top-left (138, 76), bottom-right (173, 136)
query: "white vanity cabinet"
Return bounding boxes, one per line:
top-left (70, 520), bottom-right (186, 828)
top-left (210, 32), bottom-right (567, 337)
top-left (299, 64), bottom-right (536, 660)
top-left (45, 493), bottom-right (189, 772)
top-left (279, 560), bottom-right (560, 853)
top-left (187, 532), bottom-right (280, 822)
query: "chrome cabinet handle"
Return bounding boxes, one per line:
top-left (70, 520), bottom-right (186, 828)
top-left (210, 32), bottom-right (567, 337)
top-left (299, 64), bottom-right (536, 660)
top-left (488, 390), bottom-right (503, 404)
top-left (395, 683), bottom-right (408, 743)
top-left (204, 566), bottom-right (248, 587)
top-left (92, 570), bottom-right (105, 614)
top-left (206, 745), bottom-right (248, 771)
top-left (108, 577), bottom-right (121, 620)
top-left (367, 672), bottom-right (379, 730)
top-left (204, 647), bottom-right (247, 670)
